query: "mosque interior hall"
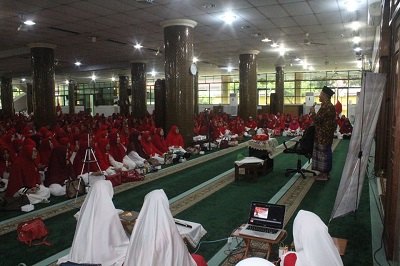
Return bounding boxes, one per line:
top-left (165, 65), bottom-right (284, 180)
top-left (1, 0), bottom-right (400, 265)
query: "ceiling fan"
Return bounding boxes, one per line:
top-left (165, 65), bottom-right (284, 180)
top-left (303, 33), bottom-right (326, 46)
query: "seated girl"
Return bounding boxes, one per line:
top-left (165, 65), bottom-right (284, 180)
top-left (151, 127), bottom-right (169, 154)
top-left (58, 180), bottom-right (129, 265)
top-left (5, 145), bottom-right (50, 204)
top-left (126, 130), bottom-right (149, 168)
top-left (108, 131), bottom-right (136, 171)
top-left (124, 189), bottom-right (207, 266)
top-left (44, 145), bottom-right (76, 196)
top-left (141, 131), bottom-right (165, 164)
top-left (165, 125), bottom-right (186, 153)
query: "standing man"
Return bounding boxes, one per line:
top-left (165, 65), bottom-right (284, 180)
top-left (309, 86), bottom-right (337, 181)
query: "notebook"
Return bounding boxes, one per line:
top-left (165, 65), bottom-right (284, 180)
top-left (239, 202), bottom-right (286, 240)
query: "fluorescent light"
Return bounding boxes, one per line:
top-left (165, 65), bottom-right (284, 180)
top-left (151, 70), bottom-right (156, 76)
top-left (354, 46), bottom-right (362, 52)
top-left (134, 43), bottom-right (143, 49)
top-left (271, 43), bottom-right (279, 48)
top-left (91, 74), bottom-right (97, 81)
top-left (193, 57), bottom-right (198, 63)
top-left (262, 37), bottom-right (271, 43)
top-left (75, 61), bottom-right (81, 66)
top-left (23, 20), bottom-right (35, 25)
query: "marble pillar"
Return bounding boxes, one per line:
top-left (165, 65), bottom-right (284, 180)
top-left (1, 76), bottom-right (13, 118)
top-left (239, 50), bottom-right (259, 120)
top-left (161, 19), bottom-right (197, 146)
top-left (274, 65), bottom-right (285, 115)
top-left (119, 75), bottom-right (130, 115)
top-left (68, 80), bottom-right (76, 114)
top-left (28, 43), bottom-right (56, 128)
top-left (154, 79), bottom-right (166, 131)
top-left (131, 62), bottom-right (147, 118)
top-left (26, 83), bottom-right (33, 114)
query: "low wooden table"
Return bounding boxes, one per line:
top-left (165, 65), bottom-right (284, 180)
top-left (234, 157), bottom-right (272, 182)
top-left (232, 224), bottom-right (287, 260)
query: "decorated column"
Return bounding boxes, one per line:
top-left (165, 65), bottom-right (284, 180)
top-left (161, 19), bottom-right (197, 146)
top-left (239, 50), bottom-right (259, 120)
top-left (29, 43), bottom-right (56, 128)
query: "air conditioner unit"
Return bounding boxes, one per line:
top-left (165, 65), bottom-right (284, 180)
top-left (368, 1), bottom-right (382, 27)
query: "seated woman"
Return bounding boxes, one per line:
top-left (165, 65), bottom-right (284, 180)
top-left (58, 180), bottom-right (129, 265)
top-left (151, 127), bottom-right (169, 154)
top-left (108, 131), bottom-right (136, 171)
top-left (339, 118), bottom-right (353, 138)
top-left (126, 130), bottom-right (149, 168)
top-left (124, 189), bottom-right (207, 266)
top-left (95, 138), bottom-right (124, 175)
top-left (141, 131), bottom-right (165, 164)
top-left (5, 145), bottom-right (50, 204)
top-left (44, 145), bottom-right (76, 196)
top-left (280, 210), bottom-right (343, 266)
top-left (165, 125), bottom-right (186, 153)
top-left (0, 146), bottom-right (13, 192)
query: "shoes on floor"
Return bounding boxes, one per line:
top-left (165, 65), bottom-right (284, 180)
top-left (314, 173), bottom-right (329, 181)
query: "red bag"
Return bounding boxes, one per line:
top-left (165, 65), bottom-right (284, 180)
top-left (121, 170), bottom-right (144, 183)
top-left (105, 173), bottom-right (122, 187)
top-left (17, 218), bottom-right (51, 246)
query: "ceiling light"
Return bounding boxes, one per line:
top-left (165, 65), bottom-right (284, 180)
top-left (23, 20), bottom-right (35, 25)
top-left (294, 57), bottom-right (301, 61)
top-left (227, 66), bottom-right (232, 72)
top-left (350, 22), bottom-right (360, 31)
top-left (344, 0), bottom-right (361, 12)
top-left (111, 76), bottom-right (116, 82)
top-left (354, 46), bottom-right (362, 52)
top-left (271, 43), bottom-right (279, 48)
top-left (353, 36), bottom-right (361, 43)
top-left (278, 48), bottom-right (286, 56)
top-left (75, 61), bottom-right (81, 66)
top-left (21, 78), bottom-right (26, 83)
top-left (221, 11), bottom-right (236, 24)
top-left (65, 79), bottom-right (69, 84)
top-left (193, 57), bottom-right (198, 63)
top-left (91, 74), bottom-right (97, 81)
top-left (134, 43), bottom-right (143, 49)
top-left (262, 37), bottom-right (271, 43)
top-left (151, 70), bottom-right (156, 77)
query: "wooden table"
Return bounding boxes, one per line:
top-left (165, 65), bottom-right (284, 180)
top-left (234, 157), bottom-right (271, 182)
top-left (232, 224), bottom-right (287, 260)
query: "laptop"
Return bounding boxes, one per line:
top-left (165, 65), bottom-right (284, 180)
top-left (239, 202), bottom-right (286, 240)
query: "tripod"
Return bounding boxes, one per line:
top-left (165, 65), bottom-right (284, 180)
top-left (80, 134), bottom-right (101, 188)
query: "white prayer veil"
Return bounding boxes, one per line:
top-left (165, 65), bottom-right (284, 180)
top-left (58, 180), bottom-right (129, 266)
top-left (124, 189), bottom-right (197, 266)
top-left (288, 210), bottom-right (343, 266)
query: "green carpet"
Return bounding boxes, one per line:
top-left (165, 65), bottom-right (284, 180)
top-left (280, 139), bottom-right (372, 265)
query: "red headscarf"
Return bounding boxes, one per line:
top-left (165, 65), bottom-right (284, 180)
top-left (39, 137), bottom-right (53, 166)
top-left (141, 131), bottom-right (163, 156)
top-left (108, 132), bottom-right (126, 162)
top-left (95, 138), bottom-right (111, 171)
top-left (151, 128), bottom-right (168, 153)
top-left (165, 125), bottom-right (185, 148)
top-left (45, 145), bottom-right (75, 186)
top-left (5, 145), bottom-right (40, 197)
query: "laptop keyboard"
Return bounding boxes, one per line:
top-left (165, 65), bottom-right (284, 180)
top-left (248, 225), bottom-right (279, 234)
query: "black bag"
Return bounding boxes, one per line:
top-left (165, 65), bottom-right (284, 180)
top-left (65, 177), bottom-right (85, 198)
top-left (0, 195), bottom-right (30, 211)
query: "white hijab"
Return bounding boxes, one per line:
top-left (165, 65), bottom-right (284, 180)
top-left (282, 210), bottom-right (343, 266)
top-left (124, 189), bottom-right (197, 266)
top-left (58, 180), bottom-right (129, 266)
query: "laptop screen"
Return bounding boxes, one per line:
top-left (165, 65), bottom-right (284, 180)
top-left (248, 202), bottom-right (286, 229)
